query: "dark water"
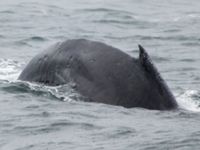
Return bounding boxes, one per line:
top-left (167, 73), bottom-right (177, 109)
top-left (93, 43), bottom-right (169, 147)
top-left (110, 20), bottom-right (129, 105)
top-left (1, 0), bottom-right (200, 149)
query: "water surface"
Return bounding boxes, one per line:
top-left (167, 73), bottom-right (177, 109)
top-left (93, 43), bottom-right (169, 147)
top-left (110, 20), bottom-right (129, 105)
top-left (1, 0), bottom-right (200, 149)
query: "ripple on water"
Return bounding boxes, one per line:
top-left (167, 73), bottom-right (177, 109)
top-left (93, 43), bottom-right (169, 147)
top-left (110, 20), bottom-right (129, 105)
top-left (26, 36), bottom-right (48, 42)
top-left (14, 36), bottom-right (48, 47)
top-left (0, 10), bottom-right (15, 14)
top-left (78, 8), bottom-right (133, 17)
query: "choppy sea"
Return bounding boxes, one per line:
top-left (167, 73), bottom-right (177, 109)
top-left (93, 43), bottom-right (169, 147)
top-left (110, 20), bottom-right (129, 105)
top-left (1, 0), bottom-right (200, 149)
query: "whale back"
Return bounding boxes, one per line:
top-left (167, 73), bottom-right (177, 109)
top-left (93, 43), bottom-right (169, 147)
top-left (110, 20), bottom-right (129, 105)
top-left (18, 39), bottom-right (177, 110)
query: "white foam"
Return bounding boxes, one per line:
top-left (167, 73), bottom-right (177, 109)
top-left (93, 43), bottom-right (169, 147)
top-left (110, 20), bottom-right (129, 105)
top-left (0, 59), bottom-right (22, 81)
top-left (177, 90), bottom-right (200, 112)
top-left (21, 81), bottom-right (80, 102)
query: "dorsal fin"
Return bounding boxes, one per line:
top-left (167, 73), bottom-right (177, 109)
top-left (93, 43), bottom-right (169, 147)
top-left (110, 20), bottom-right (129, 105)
top-left (138, 45), bottom-right (177, 107)
top-left (138, 44), bottom-right (161, 80)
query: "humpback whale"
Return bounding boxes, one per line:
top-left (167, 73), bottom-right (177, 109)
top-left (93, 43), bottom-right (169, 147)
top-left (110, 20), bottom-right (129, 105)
top-left (18, 39), bottom-right (178, 110)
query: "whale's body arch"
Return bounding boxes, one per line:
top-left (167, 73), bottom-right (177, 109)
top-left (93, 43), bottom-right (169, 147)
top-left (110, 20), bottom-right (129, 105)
top-left (18, 39), bottom-right (178, 110)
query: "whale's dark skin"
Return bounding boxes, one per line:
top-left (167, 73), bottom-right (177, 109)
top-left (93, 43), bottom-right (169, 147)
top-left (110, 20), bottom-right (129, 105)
top-left (18, 39), bottom-right (178, 110)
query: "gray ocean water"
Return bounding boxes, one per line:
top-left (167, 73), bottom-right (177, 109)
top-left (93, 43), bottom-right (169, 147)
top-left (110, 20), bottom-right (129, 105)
top-left (1, 0), bottom-right (200, 149)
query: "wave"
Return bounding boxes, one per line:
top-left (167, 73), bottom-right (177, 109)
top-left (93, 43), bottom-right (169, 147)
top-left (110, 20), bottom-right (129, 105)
top-left (78, 7), bottom-right (133, 17)
top-left (0, 10), bottom-right (15, 14)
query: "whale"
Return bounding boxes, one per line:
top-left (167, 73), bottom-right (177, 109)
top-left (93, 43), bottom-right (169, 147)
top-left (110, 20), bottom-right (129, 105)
top-left (18, 39), bottom-right (178, 110)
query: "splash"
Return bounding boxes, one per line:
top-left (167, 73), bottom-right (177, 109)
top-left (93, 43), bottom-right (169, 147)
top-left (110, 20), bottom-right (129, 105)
top-left (26, 81), bottom-right (81, 102)
top-left (0, 59), bottom-right (83, 102)
top-left (177, 90), bottom-right (200, 112)
top-left (26, 82), bottom-right (81, 102)
top-left (0, 59), bottom-right (22, 81)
